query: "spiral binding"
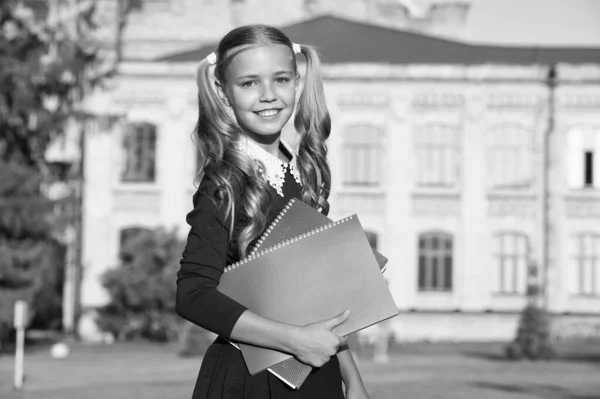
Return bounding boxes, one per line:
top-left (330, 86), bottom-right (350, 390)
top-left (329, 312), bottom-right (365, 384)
top-left (249, 198), bottom-right (297, 256)
top-left (224, 214), bottom-right (354, 273)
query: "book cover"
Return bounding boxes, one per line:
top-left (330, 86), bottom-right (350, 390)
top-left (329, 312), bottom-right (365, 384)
top-left (218, 215), bottom-right (398, 375)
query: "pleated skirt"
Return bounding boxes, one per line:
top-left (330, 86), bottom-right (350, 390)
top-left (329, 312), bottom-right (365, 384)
top-left (191, 336), bottom-right (345, 399)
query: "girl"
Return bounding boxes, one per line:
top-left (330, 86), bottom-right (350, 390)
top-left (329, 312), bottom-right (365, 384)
top-left (176, 24), bottom-right (370, 399)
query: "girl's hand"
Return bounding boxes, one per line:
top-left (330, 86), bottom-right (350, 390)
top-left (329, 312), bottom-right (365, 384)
top-left (346, 384), bottom-right (371, 399)
top-left (292, 309), bottom-right (350, 368)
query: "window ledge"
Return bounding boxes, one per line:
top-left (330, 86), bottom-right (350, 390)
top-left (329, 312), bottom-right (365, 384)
top-left (412, 187), bottom-right (460, 198)
top-left (491, 292), bottom-right (526, 298)
top-left (565, 189), bottom-right (600, 200)
top-left (487, 191), bottom-right (537, 199)
top-left (568, 294), bottom-right (600, 299)
top-left (112, 184), bottom-right (161, 194)
top-left (336, 186), bottom-right (386, 196)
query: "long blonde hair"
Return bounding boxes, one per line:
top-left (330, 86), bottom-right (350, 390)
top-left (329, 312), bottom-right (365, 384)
top-left (195, 24), bottom-right (331, 258)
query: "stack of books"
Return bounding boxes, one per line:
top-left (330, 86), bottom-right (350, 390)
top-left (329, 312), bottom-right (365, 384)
top-left (218, 198), bottom-right (397, 389)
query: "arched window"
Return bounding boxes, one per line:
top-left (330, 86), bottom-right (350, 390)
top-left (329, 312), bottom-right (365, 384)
top-left (414, 124), bottom-right (460, 187)
top-left (343, 125), bottom-right (382, 187)
top-left (492, 232), bottom-right (529, 294)
top-left (570, 233), bottom-right (600, 296)
top-left (121, 122), bottom-right (156, 183)
top-left (418, 232), bottom-right (453, 291)
top-left (486, 125), bottom-right (534, 188)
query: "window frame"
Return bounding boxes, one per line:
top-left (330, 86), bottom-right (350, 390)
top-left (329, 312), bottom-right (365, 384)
top-left (486, 125), bottom-right (535, 190)
top-left (570, 233), bottom-right (600, 297)
top-left (492, 232), bottom-right (530, 295)
top-left (121, 122), bottom-right (157, 183)
top-left (342, 124), bottom-right (383, 187)
top-left (414, 124), bottom-right (460, 188)
top-left (417, 231), bottom-right (453, 292)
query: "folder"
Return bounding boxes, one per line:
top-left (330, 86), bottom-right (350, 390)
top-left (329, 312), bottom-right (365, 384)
top-left (251, 198), bottom-right (388, 273)
top-left (218, 215), bottom-right (398, 376)
top-left (247, 198), bottom-right (388, 389)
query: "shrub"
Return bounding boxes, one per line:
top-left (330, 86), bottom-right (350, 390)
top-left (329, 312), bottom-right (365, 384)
top-left (97, 228), bottom-right (185, 343)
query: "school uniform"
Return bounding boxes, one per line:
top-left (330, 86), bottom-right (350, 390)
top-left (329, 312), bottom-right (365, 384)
top-left (176, 140), bottom-right (344, 399)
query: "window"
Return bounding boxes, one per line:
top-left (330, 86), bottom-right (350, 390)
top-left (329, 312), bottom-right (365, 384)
top-left (486, 125), bottom-right (534, 188)
top-left (567, 128), bottom-right (600, 189)
top-left (121, 122), bottom-right (156, 183)
top-left (493, 232), bottom-right (529, 294)
top-left (570, 234), bottom-right (600, 296)
top-left (414, 124), bottom-right (460, 187)
top-left (418, 232), bottom-right (453, 291)
top-left (342, 125), bottom-right (382, 187)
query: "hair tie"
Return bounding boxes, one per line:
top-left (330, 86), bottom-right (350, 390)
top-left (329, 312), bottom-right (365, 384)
top-left (206, 52), bottom-right (217, 65)
top-left (292, 43), bottom-right (301, 55)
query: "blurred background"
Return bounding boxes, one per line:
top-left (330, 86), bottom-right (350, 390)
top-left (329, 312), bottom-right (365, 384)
top-left (1, 1), bottom-right (600, 398)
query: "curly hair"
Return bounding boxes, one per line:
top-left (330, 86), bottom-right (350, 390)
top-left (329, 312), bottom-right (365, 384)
top-left (194, 24), bottom-right (331, 258)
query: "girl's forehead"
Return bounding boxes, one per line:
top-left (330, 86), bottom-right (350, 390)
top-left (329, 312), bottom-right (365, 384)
top-left (224, 44), bottom-right (295, 77)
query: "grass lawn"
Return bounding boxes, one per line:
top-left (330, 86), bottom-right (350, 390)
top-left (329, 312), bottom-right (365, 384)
top-left (0, 341), bottom-right (599, 399)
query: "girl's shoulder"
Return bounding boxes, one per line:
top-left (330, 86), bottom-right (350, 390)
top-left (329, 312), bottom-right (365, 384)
top-left (188, 176), bottom-right (228, 228)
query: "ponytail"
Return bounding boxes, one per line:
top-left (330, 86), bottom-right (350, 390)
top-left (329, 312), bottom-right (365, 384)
top-left (194, 57), bottom-right (271, 257)
top-left (294, 45), bottom-right (332, 215)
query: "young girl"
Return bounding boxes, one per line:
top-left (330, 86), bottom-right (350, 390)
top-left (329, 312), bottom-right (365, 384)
top-left (176, 24), bottom-right (370, 399)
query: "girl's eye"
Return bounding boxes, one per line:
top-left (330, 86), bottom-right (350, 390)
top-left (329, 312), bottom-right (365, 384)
top-left (275, 77), bottom-right (290, 84)
top-left (241, 81), bottom-right (257, 88)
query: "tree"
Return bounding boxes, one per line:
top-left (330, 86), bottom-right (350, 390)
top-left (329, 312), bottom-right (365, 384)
top-left (0, 0), bottom-right (128, 344)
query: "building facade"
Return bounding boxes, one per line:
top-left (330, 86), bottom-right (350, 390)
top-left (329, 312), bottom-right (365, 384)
top-left (78, 7), bottom-right (600, 341)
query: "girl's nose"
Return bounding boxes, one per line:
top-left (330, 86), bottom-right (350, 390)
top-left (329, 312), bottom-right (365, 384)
top-left (259, 83), bottom-right (276, 102)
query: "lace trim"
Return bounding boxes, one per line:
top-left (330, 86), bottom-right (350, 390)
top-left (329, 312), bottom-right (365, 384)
top-left (240, 137), bottom-right (302, 197)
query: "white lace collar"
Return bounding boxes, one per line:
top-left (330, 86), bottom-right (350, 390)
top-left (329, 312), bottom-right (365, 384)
top-left (239, 137), bottom-right (302, 197)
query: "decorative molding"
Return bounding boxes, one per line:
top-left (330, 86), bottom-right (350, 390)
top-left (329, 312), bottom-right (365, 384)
top-left (556, 64), bottom-right (600, 82)
top-left (337, 93), bottom-right (391, 108)
top-left (565, 195), bottom-right (600, 219)
top-left (113, 189), bottom-right (161, 213)
top-left (559, 95), bottom-right (600, 111)
top-left (488, 194), bottom-right (537, 218)
top-left (335, 192), bottom-right (386, 214)
top-left (412, 93), bottom-right (464, 111)
top-left (412, 193), bottom-right (460, 217)
top-left (116, 62), bottom-right (550, 82)
top-left (486, 95), bottom-right (542, 110)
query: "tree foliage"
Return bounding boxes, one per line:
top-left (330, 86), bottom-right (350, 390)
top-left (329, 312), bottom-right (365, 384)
top-left (0, 0), bottom-right (123, 341)
top-left (97, 228), bottom-right (185, 342)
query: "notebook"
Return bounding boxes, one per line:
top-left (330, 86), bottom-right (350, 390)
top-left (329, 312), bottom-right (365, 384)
top-left (251, 198), bottom-right (388, 273)
top-left (218, 215), bottom-right (399, 376)
top-left (247, 198), bottom-right (389, 388)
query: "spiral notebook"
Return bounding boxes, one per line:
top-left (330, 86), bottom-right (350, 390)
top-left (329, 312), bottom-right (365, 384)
top-left (246, 198), bottom-right (389, 389)
top-left (218, 215), bottom-right (398, 376)
top-left (252, 198), bottom-right (388, 273)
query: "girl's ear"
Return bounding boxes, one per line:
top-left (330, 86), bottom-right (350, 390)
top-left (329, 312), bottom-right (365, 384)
top-left (215, 80), bottom-right (231, 107)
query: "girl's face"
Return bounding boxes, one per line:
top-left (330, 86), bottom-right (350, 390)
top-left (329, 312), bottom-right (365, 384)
top-left (217, 44), bottom-right (299, 141)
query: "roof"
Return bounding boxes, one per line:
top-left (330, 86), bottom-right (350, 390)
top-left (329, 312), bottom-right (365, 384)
top-left (463, 0), bottom-right (600, 47)
top-left (158, 15), bottom-right (600, 65)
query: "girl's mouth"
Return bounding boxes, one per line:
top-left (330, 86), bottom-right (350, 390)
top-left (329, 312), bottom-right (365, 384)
top-left (255, 109), bottom-right (281, 117)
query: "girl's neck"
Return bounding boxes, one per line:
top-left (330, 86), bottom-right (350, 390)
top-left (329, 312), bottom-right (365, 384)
top-left (243, 131), bottom-right (284, 161)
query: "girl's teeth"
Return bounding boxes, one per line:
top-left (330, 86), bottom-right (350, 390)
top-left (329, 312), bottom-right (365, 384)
top-left (258, 110), bottom-right (278, 116)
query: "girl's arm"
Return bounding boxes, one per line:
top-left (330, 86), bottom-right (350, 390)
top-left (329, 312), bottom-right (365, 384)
top-left (230, 309), bottom-right (349, 367)
top-left (338, 348), bottom-right (370, 399)
top-left (177, 181), bottom-right (349, 368)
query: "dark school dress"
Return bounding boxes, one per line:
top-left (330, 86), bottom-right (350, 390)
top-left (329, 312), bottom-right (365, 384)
top-left (176, 166), bottom-right (344, 399)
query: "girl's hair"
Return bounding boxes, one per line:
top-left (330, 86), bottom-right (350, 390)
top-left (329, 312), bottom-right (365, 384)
top-left (195, 24), bottom-right (331, 258)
